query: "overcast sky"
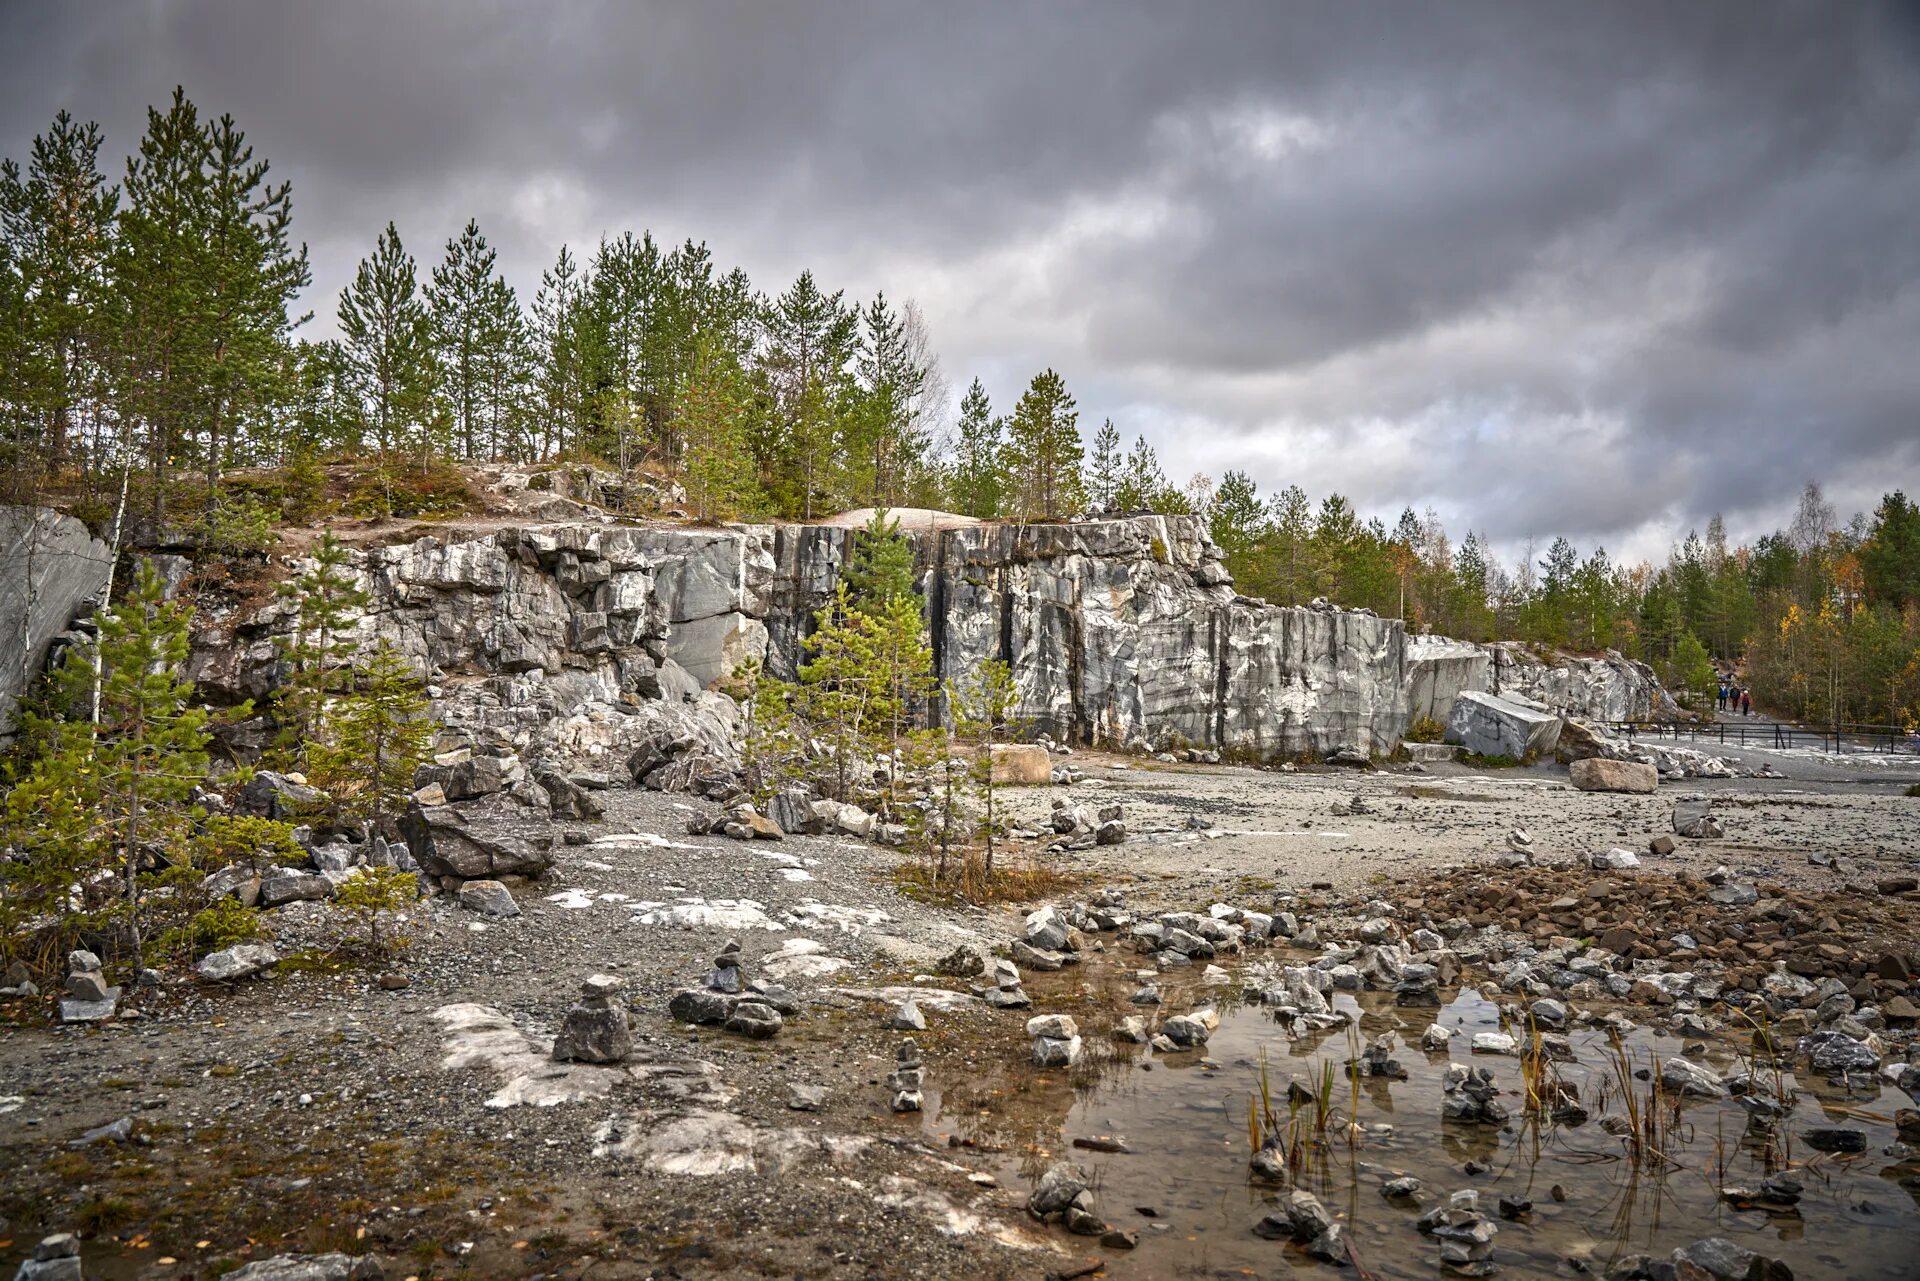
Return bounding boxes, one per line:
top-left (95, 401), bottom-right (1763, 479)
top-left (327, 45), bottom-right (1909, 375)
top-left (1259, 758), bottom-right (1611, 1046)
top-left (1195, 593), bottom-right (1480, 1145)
top-left (6, 1), bottom-right (1918, 566)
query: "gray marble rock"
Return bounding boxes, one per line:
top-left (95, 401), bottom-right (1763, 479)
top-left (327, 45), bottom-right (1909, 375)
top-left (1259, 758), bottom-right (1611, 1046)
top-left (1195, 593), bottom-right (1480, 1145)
top-left (1447, 690), bottom-right (1563, 759)
top-left (196, 943), bottom-right (280, 982)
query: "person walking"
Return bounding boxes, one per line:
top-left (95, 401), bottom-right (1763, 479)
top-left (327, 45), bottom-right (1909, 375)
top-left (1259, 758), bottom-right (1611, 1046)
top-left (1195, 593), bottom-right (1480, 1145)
top-left (1717, 681), bottom-right (1728, 712)
top-left (1740, 688), bottom-right (1752, 717)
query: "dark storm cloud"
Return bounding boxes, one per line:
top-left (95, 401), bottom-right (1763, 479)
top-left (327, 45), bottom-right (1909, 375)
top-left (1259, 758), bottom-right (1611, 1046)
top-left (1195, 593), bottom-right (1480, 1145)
top-left (5, 0), bottom-right (1918, 565)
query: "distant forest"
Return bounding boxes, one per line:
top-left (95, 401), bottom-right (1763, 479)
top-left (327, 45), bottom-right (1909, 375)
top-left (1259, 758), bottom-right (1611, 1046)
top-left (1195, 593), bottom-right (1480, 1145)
top-left (3, 91), bottom-right (1916, 728)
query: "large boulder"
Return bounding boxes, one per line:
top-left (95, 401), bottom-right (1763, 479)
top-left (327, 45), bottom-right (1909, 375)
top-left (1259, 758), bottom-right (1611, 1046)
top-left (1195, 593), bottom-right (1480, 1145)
top-left (1446, 690), bottom-right (1561, 760)
top-left (987, 744), bottom-right (1053, 785)
top-left (399, 802), bottom-right (554, 880)
top-left (0, 506), bottom-right (114, 744)
top-left (1569, 757), bottom-right (1657, 794)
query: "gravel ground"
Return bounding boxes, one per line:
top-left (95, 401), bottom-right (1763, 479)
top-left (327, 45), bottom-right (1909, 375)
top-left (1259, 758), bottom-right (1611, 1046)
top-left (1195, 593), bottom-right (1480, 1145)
top-left (3, 756), bottom-right (1917, 1279)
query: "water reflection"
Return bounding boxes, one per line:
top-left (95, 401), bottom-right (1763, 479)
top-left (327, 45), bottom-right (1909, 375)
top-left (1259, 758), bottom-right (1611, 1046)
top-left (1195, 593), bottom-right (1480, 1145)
top-left (930, 951), bottom-right (1920, 1279)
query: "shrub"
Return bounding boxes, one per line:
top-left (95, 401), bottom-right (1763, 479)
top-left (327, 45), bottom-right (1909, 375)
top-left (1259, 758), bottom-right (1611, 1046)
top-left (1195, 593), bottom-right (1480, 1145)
top-left (333, 867), bottom-right (420, 956)
top-left (184, 494), bottom-right (279, 557)
top-left (158, 897), bottom-right (268, 961)
top-left (1907, 783), bottom-right (1920, 798)
top-left (1407, 715), bottom-right (1446, 743)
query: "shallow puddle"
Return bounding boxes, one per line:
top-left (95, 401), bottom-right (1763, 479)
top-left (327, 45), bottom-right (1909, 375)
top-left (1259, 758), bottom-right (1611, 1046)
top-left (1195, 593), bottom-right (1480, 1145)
top-left (927, 955), bottom-right (1920, 1278)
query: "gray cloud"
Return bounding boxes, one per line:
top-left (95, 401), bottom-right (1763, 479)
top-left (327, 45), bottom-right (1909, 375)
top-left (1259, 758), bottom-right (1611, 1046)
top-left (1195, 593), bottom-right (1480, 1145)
top-left (5, 0), bottom-right (1918, 567)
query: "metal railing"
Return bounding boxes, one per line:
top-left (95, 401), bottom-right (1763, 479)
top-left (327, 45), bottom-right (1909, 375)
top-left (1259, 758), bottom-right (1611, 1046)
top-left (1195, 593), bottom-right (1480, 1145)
top-left (1601, 720), bottom-right (1920, 755)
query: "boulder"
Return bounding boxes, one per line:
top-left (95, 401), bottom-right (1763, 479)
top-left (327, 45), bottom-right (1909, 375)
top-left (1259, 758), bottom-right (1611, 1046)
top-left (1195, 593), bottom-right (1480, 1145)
top-left (0, 506), bottom-right (114, 744)
top-left (258, 869), bottom-right (334, 908)
top-left (986, 744), bottom-right (1052, 785)
top-left (457, 879), bottom-right (520, 918)
top-left (195, 943), bottom-right (279, 982)
top-left (1446, 690), bottom-right (1562, 760)
top-left (1569, 757), bottom-right (1657, 794)
top-left (1673, 797), bottom-right (1724, 839)
top-left (400, 802), bottom-right (553, 879)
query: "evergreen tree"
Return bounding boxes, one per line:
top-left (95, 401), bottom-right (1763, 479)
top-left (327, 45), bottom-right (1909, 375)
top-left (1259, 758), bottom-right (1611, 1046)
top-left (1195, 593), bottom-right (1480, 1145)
top-left (844, 508), bottom-right (918, 607)
top-left (113, 88), bottom-right (309, 519)
top-left (312, 639), bottom-right (430, 824)
top-left (0, 110), bottom-right (119, 479)
top-left (1862, 491), bottom-right (1920, 607)
top-left (427, 219), bottom-right (509, 460)
top-left (1209, 469), bottom-right (1266, 579)
top-left (1085, 418), bottom-right (1122, 511)
top-left (1004, 369), bottom-right (1083, 519)
top-left (1265, 483), bottom-right (1314, 606)
top-left (949, 378), bottom-right (1002, 518)
top-left (762, 270), bottom-right (856, 517)
top-left (338, 222), bottom-right (435, 491)
top-left (951, 658), bottom-right (1020, 883)
top-left (532, 244), bottom-right (591, 459)
top-left (846, 292), bottom-right (934, 506)
top-left (5, 563), bottom-right (213, 976)
top-left (675, 332), bottom-right (760, 520)
top-left (272, 532), bottom-right (367, 769)
top-left (1112, 433), bottom-right (1171, 512)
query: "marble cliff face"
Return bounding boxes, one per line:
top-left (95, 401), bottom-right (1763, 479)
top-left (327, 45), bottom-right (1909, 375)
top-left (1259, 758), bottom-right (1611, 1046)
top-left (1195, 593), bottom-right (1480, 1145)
top-left (5, 500), bottom-right (1665, 773)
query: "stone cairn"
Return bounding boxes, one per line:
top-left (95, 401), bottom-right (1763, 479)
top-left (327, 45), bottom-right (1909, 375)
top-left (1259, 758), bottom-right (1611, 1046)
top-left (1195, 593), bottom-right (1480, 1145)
top-left (552, 974), bottom-right (633, 1064)
top-left (887, 1037), bottom-right (925, 1112)
top-left (13, 1233), bottom-right (83, 1281)
top-left (665, 940), bottom-right (790, 1039)
top-left (1027, 1014), bottom-right (1082, 1068)
top-left (980, 957), bottom-right (1031, 1009)
top-left (1418, 1189), bottom-right (1499, 1276)
top-left (60, 950), bottom-right (118, 1024)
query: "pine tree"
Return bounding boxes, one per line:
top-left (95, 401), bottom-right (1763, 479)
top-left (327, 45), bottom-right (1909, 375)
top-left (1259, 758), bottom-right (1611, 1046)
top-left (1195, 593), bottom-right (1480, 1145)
top-left (532, 244), bottom-right (590, 459)
top-left (675, 332), bottom-right (760, 520)
top-left (427, 219), bottom-right (510, 460)
top-left (0, 110), bottom-right (119, 480)
top-left (762, 270), bottom-right (856, 517)
top-left (114, 88), bottom-right (309, 520)
top-left (1085, 418), bottom-right (1122, 511)
top-left (338, 222), bottom-right (435, 496)
top-left (1209, 469), bottom-right (1267, 580)
top-left (844, 292), bottom-right (935, 506)
top-left (1004, 368), bottom-right (1083, 519)
top-left (951, 658), bottom-right (1020, 883)
top-left (313, 640), bottom-right (430, 824)
top-left (843, 509), bottom-right (917, 607)
top-left (1113, 434), bottom-right (1173, 512)
top-left (5, 562), bottom-right (213, 977)
top-left (272, 532), bottom-right (367, 770)
top-left (1266, 484), bottom-right (1314, 606)
top-left (949, 378), bottom-right (1002, 518)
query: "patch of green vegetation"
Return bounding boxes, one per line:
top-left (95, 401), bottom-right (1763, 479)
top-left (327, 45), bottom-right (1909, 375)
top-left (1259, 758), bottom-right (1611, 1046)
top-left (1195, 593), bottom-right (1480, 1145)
top-left (75, 1195), bottom-right (140, 1232)
top-left (1461, 751), bottom-right (1528, 768)
top-left (1406, 715), bottom-right (1447, 743)
top-left (1907, 783), bottom-right (1920, 798)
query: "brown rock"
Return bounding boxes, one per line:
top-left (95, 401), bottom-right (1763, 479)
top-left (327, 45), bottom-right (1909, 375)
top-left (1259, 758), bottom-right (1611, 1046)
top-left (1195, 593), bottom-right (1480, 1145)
top-left (986, 744), bottom-right (1053, 786)
top-left (1884, 995), bottom-right (1920, 1022)
top-left (1569, 758), bottom-right (1658, 794)
top-left (1648, 834), bottom-right (1677, 856)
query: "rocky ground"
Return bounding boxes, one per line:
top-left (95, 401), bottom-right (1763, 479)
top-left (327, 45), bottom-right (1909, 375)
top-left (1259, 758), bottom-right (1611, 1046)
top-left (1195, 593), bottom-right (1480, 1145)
top-left (3, 746), bottom-right (1918, 1280)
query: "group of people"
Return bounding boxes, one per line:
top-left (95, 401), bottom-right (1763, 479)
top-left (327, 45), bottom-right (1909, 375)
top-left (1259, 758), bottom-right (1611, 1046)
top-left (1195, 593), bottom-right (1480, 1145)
top-left (1718, 679), bottom-right (1753, 716)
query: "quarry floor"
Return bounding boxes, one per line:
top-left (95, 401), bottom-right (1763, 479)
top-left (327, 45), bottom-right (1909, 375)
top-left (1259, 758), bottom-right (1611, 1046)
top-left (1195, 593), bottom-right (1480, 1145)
top-left (3, 748), bottom-right (1918, 1280)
